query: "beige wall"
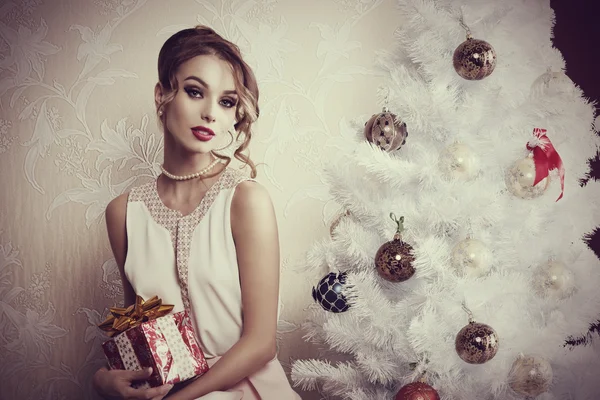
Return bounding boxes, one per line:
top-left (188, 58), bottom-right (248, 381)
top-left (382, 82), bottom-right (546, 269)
top-left (0, 0), bottom-right (397, 398)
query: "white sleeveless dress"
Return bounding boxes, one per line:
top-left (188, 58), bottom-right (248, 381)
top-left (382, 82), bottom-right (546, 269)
top-left (123, 167), bottom-right (301, 399)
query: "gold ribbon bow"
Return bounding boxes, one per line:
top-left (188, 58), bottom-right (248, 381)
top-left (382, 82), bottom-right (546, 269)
top-left (98, 295), bottom-right (174, 337)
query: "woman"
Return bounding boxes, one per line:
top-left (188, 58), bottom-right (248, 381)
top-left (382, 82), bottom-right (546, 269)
top-left (93, 26), bottom-right (301, 400)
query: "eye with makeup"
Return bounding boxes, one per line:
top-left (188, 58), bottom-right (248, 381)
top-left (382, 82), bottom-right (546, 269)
top-left (184, 87), bottom-right (237, 108)
top-left (184, 87), bottom-right (203, 99)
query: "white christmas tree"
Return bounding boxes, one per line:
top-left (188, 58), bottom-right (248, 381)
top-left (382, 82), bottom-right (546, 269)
top-left (291, 1), bottom-right (600, 399)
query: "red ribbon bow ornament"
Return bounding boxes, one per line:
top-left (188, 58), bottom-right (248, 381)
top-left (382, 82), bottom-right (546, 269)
top-left (525, 128), bottom-right (565, 201)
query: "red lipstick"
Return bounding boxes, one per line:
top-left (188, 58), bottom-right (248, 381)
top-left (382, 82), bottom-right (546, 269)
top-left (191, 126), bottom-right (215, 141)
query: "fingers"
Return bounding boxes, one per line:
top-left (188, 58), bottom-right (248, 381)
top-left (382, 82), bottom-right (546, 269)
top-left (151, 384), bottom-right (174, 400)
top-left (92, 367), bottom-right (112, 395)
top-left (123, 383), bottom-right (173, 400)
top-left (124, 367), bottom-right (154, 380)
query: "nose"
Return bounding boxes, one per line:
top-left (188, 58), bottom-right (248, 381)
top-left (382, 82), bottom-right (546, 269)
top-left (201, 101), bottom-right (216, 123)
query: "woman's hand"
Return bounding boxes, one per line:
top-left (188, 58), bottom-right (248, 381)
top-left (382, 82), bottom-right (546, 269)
top-left (93, 367), bottom-right (173, 400)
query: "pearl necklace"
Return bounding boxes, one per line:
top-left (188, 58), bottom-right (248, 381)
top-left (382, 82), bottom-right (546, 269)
top-left (160, 158), bottom-right (222, 181)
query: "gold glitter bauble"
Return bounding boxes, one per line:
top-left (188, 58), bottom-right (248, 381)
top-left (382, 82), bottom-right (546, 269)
top-left (455, 321), bottom-right (499, 364)
top-left (508, 354), bottom-right (553, 397)
top-left (364, 107), bottom-right (409, 152)
top-left (453, 37), bottom-right (497, 80)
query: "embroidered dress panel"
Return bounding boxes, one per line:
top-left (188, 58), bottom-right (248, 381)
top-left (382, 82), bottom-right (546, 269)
top-left (124, 168), bottom-right (301, 399)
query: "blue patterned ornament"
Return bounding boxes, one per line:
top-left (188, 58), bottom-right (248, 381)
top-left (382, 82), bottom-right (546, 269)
top-left (312, 272), bottom-right (350, 313)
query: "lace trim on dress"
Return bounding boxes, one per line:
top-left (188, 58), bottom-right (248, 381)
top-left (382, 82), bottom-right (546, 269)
top-left (127, 168), bottom-right (252, 309)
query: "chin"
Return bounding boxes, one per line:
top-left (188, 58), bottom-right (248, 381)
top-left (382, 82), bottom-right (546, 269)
top-left (173, 143), bottom-right (212, 156)
top-left (190, 146), bottom-right (215, 154)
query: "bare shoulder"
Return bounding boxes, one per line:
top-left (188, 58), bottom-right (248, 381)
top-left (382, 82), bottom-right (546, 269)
top-left (232, 181), bottom-right (272, 210)
top-left (231, 181), bottom-right (276, 235)
top-left (106, 192), bottom-right (129, 224)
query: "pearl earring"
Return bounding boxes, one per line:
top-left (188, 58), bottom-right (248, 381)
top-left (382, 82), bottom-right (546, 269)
top-left (158, 110), bottom-right (163, 116)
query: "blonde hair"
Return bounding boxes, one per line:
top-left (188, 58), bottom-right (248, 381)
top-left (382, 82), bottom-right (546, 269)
top-left (157, 25), bottom-right (259, 178)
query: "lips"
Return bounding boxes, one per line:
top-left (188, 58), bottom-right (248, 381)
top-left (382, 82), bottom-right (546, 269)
top-left (191, 126), bottom-right (215, 142)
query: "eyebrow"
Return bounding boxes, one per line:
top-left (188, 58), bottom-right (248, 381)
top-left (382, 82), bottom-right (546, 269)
top-left (184, 76), bottom-right (238, 96)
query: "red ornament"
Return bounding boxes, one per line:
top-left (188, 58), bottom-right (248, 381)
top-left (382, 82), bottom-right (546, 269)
top-left (395, 382), bottom-right (440, 400)
top-left (526, 128), bottom-right (565, 201)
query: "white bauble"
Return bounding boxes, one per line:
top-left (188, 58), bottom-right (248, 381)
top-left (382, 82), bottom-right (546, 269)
top-left (505, 154), bottom-right (550, 199)
top-left (508, 354), bottom-right (553, 397)
top-left (531, 260), bottom-right (575, 300)
top-left (451, 238), bottom-right (492, 277)
top-left (530, 70), bottom-right (574, 98)
top-left (439, 143), bottom-right (478, 180)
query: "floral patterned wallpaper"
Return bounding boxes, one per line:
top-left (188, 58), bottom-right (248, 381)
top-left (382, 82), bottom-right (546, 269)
top-left (0, 0), bottom-right (397, 398)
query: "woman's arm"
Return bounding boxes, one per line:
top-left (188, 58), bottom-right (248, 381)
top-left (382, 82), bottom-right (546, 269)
top-left (167, 181), bottom-right (280, 400)
top-left (106, 193), bottom-right (136, 307)
top-left (94, 193), bottom-right (173, 400)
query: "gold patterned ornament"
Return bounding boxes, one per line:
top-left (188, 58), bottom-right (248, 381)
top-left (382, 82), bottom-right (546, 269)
top-left (455, 305), bottom-right (499, 364)
top-left (505, 153), bottom-right (550, 199)
top-left (375, 214), bottom-right (415, 282)
top-left (98, 295), bottom-right (174, 337)
top-left (507, 354), bottom-right (553, 397)
top-left (439, 143), bottom-right (478, 180)
top-left (452, 34), bottom-right (497, 80)
top-left (364, 107), bottom-right (409, 152)
top-left (531, 260), bottom-right (575, 300)
top-left (451, 237), bottom-right (492, 278)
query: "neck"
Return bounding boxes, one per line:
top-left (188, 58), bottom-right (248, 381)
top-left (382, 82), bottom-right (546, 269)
top-left (162, 151), bottom-right (215, 174)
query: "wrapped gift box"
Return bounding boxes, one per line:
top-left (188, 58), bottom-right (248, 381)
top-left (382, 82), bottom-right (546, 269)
top-left (100, 297), bottom-right (208, 388)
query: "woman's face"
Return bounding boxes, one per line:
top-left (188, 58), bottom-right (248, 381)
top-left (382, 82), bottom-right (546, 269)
top-left (157, 54), bottom-right (238, 155)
